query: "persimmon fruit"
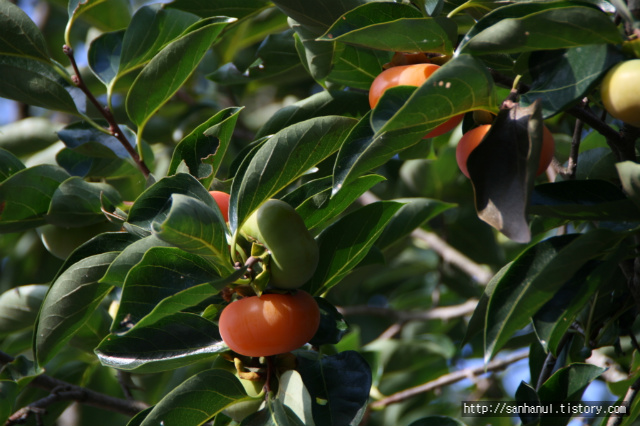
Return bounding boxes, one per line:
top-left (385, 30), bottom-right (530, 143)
top-left (600, 59), bottom-right (640, 127)
top-left (38, 221), bottom-right (121, 260)
top-left (242, 199), bottom-right (319, 289)
top-left (218, 290), bottom-right (321, 357)
top-left (209, 190), bottom-right (230, 222)
top-left (456, 124), bottom-right (555, 178)
top-left (368, 63), bottom-right (464, 138)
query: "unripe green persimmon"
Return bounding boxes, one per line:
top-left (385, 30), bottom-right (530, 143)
top-left (222, 374), bottom-right (264, 422)
top-left (600, 60), bottom-right (640, 127)
top-left (241, 199), bottom-right (319, 289)
top-left (38, 221), bottom-right (121, 260)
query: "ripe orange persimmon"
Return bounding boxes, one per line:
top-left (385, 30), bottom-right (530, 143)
top-left (456, 124), bottom-right (555, 178)
top-left (209, 190), bottom-right (230, 222)
top-left (218, 290), bottom-right (320, 357)
top-left (368, 63), bottom-right (464, 138)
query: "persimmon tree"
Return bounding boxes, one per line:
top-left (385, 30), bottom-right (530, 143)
top-left (1, 0), bottom-right (640, 425)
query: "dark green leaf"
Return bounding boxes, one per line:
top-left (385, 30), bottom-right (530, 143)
top-left (126, 173), bottom-right (218, 233)
top-left (520, 44), bottom-right (625, 118)
top-left (282, 174), bottom-right (386, 232)
top-left (57, 121), bottom-right (135, 160)
top-left (538, 363), bottom-right (606, 426)
top-left (70, 0), bottom-right (130, 33)
top-left (46, 177), bottom-right (122, 227)
top-left (113, 247), bottom-right (219, 331)
top-left (376, 198), bottom-right (455, 251)
top-left (484, 230), bottom-right (625, 362)
top-left (297, 351), bottom-right (371, 426)
top-left (0, 0), bottom-right (51, 61)
top-left (138, 369), bottom-right (252, 426)
top-left (256, 90), bottom-right (370, 139)
top-left (229, 116), bottom-right (356, 233)
top-left (333, 54), bottom-right (496, 192)
top-left (529, 179), bottom-right (640, 221)
top-left (0, 117), bottom-right (61, 157)
top-left (515, 381), bottom-right (540, 426)
top-left (467, 102), bottom-right (544, 243)
top-left (326, 44), bottom-right (391, 90)
top-left (0, 164), bottom-right (70, 233)
top-left (34, 252), bottom-right (119, 365)
top-left (409, 416), bottom-right (468, 426)
top-left (167, 0), bottom-right (271, 19)
top-left (290, 19), bottom-right (336, 82)
top-left (0, 55), bottom-right (78, 114)
top-left (271, 0), bottom-right (369, 34)
top-left (88, 30), bottom-right (124, 86)
top-left (117, 5), bottom-right (199, 78)
top-left (126, 17), bottom-right (236, 130)
top-left (96, 313), bottom-right (226, 373)
top-left (0, 285), bottom-right (48, 336)
top-left (151, 193), bottom-right (233, 273)
top-left (0, 148), bottom-right (25, 183)
top-left (309, 297), bottom-right (349, 346)
top-left (320, 3), bottom-right (456, 55)
top-left (169, 107), bottom-right (243, 187)
top-left (243, 397), bottom-right (306, 426)
top-left (0, 381), bottom-right (17, 424)
top-left (304, 201), bottom-right (403, 296)
top-left (458, 2), bottom-right (623, 55)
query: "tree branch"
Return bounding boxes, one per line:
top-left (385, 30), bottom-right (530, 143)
top-left (606, 376), bottom-right (640, 426)
top-left (0, 351), bottom-right (148, 422)
top-left (358, 192), bottom-right (493, 284)
top-left (338, 299), bottom-right (478, 323)
top-left (63, 45), bottom-right (151, 178)
top-left (370, 350), bottom-right (529, 409)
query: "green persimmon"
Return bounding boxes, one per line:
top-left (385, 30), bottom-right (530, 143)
top-left (38, 221), bottom-right (121, 260)
top-left (241, 199), bottom-right (319, 289)
top-left (222, 374), bottom-right (265, 422)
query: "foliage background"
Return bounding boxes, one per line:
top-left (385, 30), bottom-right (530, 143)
top-left (1, 0), bottom-right (640, 425)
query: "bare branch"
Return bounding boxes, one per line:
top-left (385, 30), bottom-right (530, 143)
top-left (358, 191), bottom-right (493, 284)
top-left (370, 350), bottom-right (529, 409)
top-left (338, 299), bottom-right (478, 323)
top-left (606, 377), bottom-right (640, 426)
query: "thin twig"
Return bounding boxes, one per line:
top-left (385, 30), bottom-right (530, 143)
top-left (0, 351), bottom-right (148, 421)
top-left (358, 192), bottom-right (493, 284)
top-left (62, 45), bottom-right (151, 178)
top-left (370, 350), bottom-right (529, 409)
top-left (337, 299), bottom-right (478, 323)
top-left (606, 377), bottom-right (640, 426)
top-left (565, 117), bottom-right (584, 179)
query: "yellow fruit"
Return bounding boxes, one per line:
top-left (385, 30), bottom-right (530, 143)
top-left (600, 60), bottom-right (640, 127)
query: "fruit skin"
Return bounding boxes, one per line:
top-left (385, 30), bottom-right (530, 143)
top-left (38, 221), bottom-right (121, 260)
top-left (368, 63), bottom-right (464, 138)
top-left (456, 124), bottom-right (555, 178)
top-left (242, 199), bottom-right (319, 289)
top-left (600, 59), bottom-right (640, 127)
top-left (219, 290), bottom-right (321, 357)
top-left (209, 190), bottom-right (230, 222)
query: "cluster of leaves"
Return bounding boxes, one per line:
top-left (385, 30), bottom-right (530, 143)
top-left (1, 0), bottom-right (640, 425)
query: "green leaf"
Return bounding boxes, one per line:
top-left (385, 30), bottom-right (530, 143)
top-left (167, 0), bottom-right (271, 19)
top-left (309, 297), bottom-right (348, 347)
top-left (271, 0), bottom-right (370, 34)
top-left (256, 90), bottom-right (370, 139)
top-left (282, 174), bottom-right (386, 233)
top-left (0, 285), bottom-right (48, 337)
top-left (484, 230), bottom-right (625, 363)
top-left (138, 369), bottom-right (253, 426)
top-left (117, 5), bottom-right (199, 78)
top-left (533, 244), bottom-right (625, 355)
top-left (126, 173), bottom-right (218, 233)
top-left (326, 43), bottom-right (391, 90)
top-left (229, 116), bottom-right (357, 233)
top-left (320, 3), bottom-right (456, 55)
top-left (458, 2), bottom-right (623, 55)
top-left (291, 19), bottom-right (337, 82)
top-left (243, 399), bottom-right (306, 426)
top-left (168, 106), bottom-right (243, 187)
top-left (529, 179), bottom-right (640, 221)
top-left (333, 54), bottom-right (496, 192)
top-left (0, 117), bottom-right (61, 157)
top-left (88, 30), bottom-right (124, 86)
top-left (0, 0), bottom-right (51, 61)
top-left (0, 148), bottom-right (25, 183)
top-left (297, 351), bottom-right (371, 426)
top-left (126, 17), bottom-right (236, 131)
top-left (0, 164), bottom-right (70, 233)
top-left (520, 44), bottom-right (625, 118)
top-left (45, 177), bottom-right (122, 228)
top-left (515, 381), bottom-right (541, 426)
top-left (112, 247), bottom-right (220, 331)
top-left (304, 201), bottom-right (403, 296)
top-left (538, 363), bottom-right (606, 426)
top-left (96, 313), bottom-right (226, 373)
top-left (409, 416), bottom-right (468, 426)
top-left (0, 381), bottom-right (17, 424)
top-left (34, 252), bottom-right (119, 365)
top-left (57, 121), bottom-right (136, 160)
top-left (0, 55), bottom-right (78, 114)
top-left (375, 198), bottom-right (455, 251)
top-left (467, 101), bottom-right (544, 243)
top-left (277, 370), bottom-right (314, 425)
top-left (151, 193), bottom-right (233, 273)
